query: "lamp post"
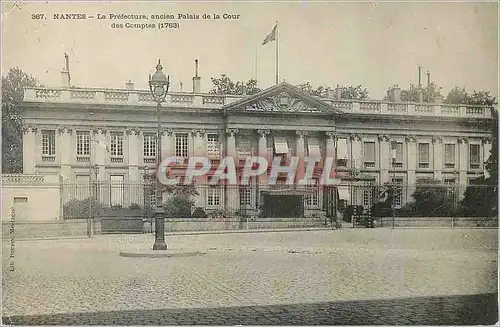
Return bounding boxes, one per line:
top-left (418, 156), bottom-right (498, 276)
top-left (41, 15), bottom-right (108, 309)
top-left (391, 142), bottom-right (397, 229)
top-left (148, 59), bottom-right (170, 251)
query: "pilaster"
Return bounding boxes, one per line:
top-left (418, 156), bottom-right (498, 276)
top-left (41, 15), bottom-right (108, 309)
top-left (432, 136), bottom-right (443, 180)
top-left (325, 131), bottom-right (336, 158)
top-left (378, 134), bottom-right (390, 184)
top-left (458, 137), bottom-right (469, 196)
top-left (483, 137), bottom-right (492, 178)
top-left (349, 134), bottom-right (362, 169)
top-left (162, 128), bottom-right (174, 158)
top-left (192, 129), bottom-right (206, 157)
top-left (257, 129), bottom-right (270, 186)
top-left (126, 128), bottom-right (141, 184)
top-left (405, 135), bottom-right (417, 199)
top-left (22, 125), bottom-right (38, 174)
top-left (225, 128), bottom-right (239, 212)
top-left (57, 125), bottom-right (73, 182)
top-left (296, 130), bottom-right (307, 182)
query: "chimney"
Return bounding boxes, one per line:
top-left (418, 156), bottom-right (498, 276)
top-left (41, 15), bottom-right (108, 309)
top-left (335, 84), bottom-right (343, 100)
top-left (125, 80), bottom-right (134, 90)
top-left (417, 89), bottom-right (423, 103)
top-left (392, 86), bottom-right (401, 102)
top-left (387, 89), bottom-right (393, 101)
top-left (192, 59), bottom-right (201, 93)
top-left (61, 53), bottom-right (71, 88)
top-left (326, 87), bottom-right (335, 99)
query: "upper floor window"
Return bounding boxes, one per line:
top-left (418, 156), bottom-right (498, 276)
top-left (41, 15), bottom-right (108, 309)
top-left (363, 142), bottom-right (375, 168)
top-left (110, 133), bottom-right (124, 157)
top-left (76, 131), bottom-right (90, 156)
top-left (143, 134), bottom-right (156, 158)
top-left (207, 134), bottom-right (220, 158)
top-left (418, 143), bottom-right (430, 168)
top-left (336, 138), bottom-right (348, 167)
top-left (41, 130), bottom-right (56, 156)
top-left (175, 133), bottom-right (189, 157)
top-left (444, 144), bottom-right (456, 169)
top-left (392, 142), bottom-right (403, 168)
top-left (469, 144), bottom-right (480, 170)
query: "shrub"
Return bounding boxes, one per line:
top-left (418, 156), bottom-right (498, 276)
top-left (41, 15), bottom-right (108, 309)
top-left (191, 207), bottom-right (208, 218)
top-left (129, 203), bottom-right (142, 210)
top-left (164, 195), bottom-right (194, 218)
top-left (63, 197), bottom-right (101, 219)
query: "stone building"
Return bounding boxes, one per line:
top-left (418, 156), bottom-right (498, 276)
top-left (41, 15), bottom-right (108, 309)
top-left (17, 58), bottom-right (496, 219)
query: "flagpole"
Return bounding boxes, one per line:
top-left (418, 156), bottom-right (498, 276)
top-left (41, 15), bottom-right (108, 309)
top-left (275, 21), bottom-right (279, 85)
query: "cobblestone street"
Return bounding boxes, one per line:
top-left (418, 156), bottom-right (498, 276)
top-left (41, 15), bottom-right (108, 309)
top-left (2, 229), bottom-right (498, 325)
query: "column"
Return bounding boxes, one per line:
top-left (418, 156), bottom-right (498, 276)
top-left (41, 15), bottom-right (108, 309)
top-left (458, 137), bottom-right (468, 199)
top-left (22, 125), bottom-right (38, 174)
top-left (162, 128), bottom-right (174, 158)
top-left (378, 134), bottom-right (390, 185)
top-left (325, 131), bottom-right (336, 182)
top-left (226, 128), bottom-right (239, 212)
top-left (258, 129), bottom-right (270, 194)
top-left (405, 135), bottom-right (417, 202)
top-left (433, 136), bottom-right (443, 181)
top-left (58, 125), bottom-right (73, 182)
top-left (296, 131), bottom-right (306, 184)
top-left (349, 134), bottom-right (362, 170)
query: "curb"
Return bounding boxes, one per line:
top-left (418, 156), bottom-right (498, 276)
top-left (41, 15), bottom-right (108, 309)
top-left (163, 227), bottom-right (333, 236)
top-left (119, 250), bottom-right (205, 258)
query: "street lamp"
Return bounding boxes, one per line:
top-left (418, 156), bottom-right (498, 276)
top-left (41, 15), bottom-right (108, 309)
top-left (391, 142), bottom-right (397, 229)
top-left (148, 59), bottom-right (170, 251)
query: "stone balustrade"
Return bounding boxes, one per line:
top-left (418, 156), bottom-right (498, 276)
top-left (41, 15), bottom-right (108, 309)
top-left (2, 174), bottom-right (60, 185)
top-left (24, 87), bottom-right (495, 119)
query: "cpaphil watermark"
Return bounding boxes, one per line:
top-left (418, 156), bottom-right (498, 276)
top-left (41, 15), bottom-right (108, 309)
top-left (9, 207), bottom-right (15, 272)
top-left (153, 156), bottom-right (341, 186)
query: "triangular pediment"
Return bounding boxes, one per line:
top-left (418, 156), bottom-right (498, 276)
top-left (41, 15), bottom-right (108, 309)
top-left (223, 82), bottom-right (343, 114)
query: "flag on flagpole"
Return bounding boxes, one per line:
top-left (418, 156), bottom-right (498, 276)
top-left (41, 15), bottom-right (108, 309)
top-left (262, 24), bottom-right (277, 45)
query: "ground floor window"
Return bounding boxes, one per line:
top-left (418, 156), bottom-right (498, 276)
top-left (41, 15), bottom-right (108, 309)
top-left (207, 186), bottom-right (221, 207)
top-left (304, 182), bottom-right (320, 208)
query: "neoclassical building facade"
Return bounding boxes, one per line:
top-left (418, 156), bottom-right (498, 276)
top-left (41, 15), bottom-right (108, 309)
top-left (20, 64), bottom-right (495, 218)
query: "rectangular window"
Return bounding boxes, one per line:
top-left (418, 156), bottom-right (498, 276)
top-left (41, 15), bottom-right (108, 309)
top-left (393, 142), bottom-right (403, 168)
top-left (109, 175), bottom-right (124, 207)
top-left (143, 134), bottom-right (157, 158)
top-left (175, 133), bottom-right (189, 157)
top-left (207, 134), bottom-right (220, 158)
top-left (239, 186), bottom-right (252, 207)
top-left (76, 131), bottom-right (90, 156)
top-left (363, 142), bottom-right (375, 168)
top-left (304, 181), bottom-right (320, 207)
top-left (41, 130), bottom-right (56, 156)
top-left (469, 144), bottom-right (480, 169)
top-left (418, 143), bottom-right (430, 168)
top-left (207, 186), bottom-right (221, 207)
top-left (444, 144), bottom-right (455, 168)
top-left (238, 136), bottom-right (252, 158)
top-left (110, 133), bottom-right (124, 157)
top-left (391, 178), bottom-right (404, 207)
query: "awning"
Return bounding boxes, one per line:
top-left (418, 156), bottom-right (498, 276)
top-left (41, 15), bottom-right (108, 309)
top-left (274, 137), bottom-right (289, 154)
top-left (307, 138), bottom-right (321, 158)
top-left (336, 138), bottom-right (348, 160)
top-left (337, 186), bottom-right (351, 202)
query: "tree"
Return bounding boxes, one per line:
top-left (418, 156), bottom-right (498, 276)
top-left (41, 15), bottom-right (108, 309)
top-left (208, 74), bottom-right (261, 95)
top-left (409, 179), bottom-right (456, 217)
top-left (2, 67), bottom-right (41, 173)
top-left (295, 82), bottom-right (369, 100)
top-left (400, 82), bottom-right (443, 102)
top-left (445, 86), bottom-right (470, 104)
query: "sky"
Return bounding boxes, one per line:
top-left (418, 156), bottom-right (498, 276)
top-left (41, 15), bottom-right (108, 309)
top-left (2, 1), bottom-right (498, 100)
